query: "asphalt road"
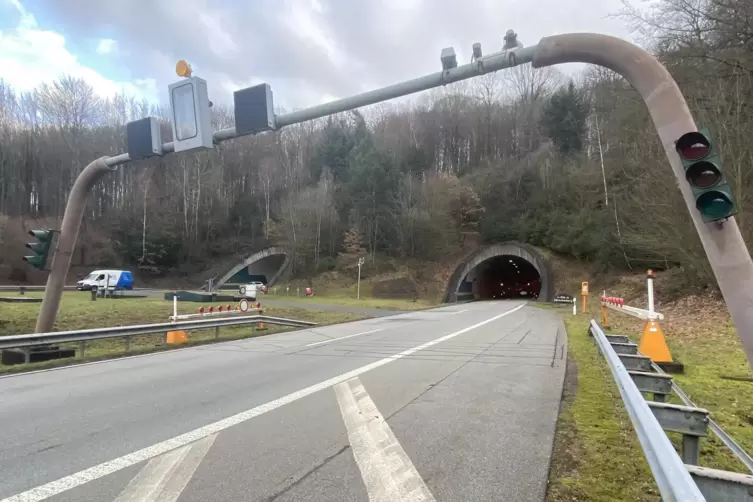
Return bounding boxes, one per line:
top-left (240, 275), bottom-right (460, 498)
top-left (0, 301), bottom-right (567, 502)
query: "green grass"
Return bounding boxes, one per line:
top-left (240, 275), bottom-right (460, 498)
top-left (545, 308), bottom-right (660, 502)
top-left (605, 310), bottom-right (753, 473)
top-left (0, 292), bottom-right (369, 374)
top-left (263, 293), bottom-right (437, 311)
top-left (546, 302), bottom-right (753, 501)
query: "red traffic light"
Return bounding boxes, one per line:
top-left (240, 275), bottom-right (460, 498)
top-left (676, 132), bottom-right (711, 160)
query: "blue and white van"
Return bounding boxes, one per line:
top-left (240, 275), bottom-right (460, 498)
top-left (77, 270), bottom-right (134, 292)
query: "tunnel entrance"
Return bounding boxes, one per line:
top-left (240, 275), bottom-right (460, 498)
top-left (213, 247), bottom-right (290, 291)
top-left (445, 243), bottom-right (553, 303)
top-left (462, 255), bottom-right (542, 300)
top-left (221, 254), bottom-right (287, 289)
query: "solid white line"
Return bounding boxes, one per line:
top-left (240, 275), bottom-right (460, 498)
top-left (306, 329), bottom-right (383, 347)
top-left (335, 378), bottom-right (435, 502)
top-left (1, 302), bottom-right (525, 502)
top-left (113, 434), bottom-right (216, 502)
top-left (449, 309), bottom-right (468, 315)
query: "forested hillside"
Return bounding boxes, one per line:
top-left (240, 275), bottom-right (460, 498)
top-left (0, 0), bottom-right (750, 291)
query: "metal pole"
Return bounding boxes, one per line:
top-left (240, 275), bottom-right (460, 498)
top-left (35, 157), bottom-right (114, 333)
top-left (647, 270), bottom-right (655, 319)
top-left (35, 44), bottom-right (538, 334)
top-left (357, 257), bottom-right (364, 300)
top-left (532, 32), bottom-right (753, 371)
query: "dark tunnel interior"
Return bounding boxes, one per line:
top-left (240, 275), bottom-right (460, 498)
top-left (220, 254), bottom-right (287, 289)
top-left (461, 255), bottom-right (542, 300)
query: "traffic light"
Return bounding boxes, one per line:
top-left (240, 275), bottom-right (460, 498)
top-left (675, 128), bottom-right (737, 222)
top-left (23, 229), bottom-right (54, 270)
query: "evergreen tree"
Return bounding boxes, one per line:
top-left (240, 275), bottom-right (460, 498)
top-left (541, 81), bottom-right (588, 155)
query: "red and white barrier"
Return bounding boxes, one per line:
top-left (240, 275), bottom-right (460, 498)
top-left (168, 297), bottom-right (263, 321)
top-left (600, 275), bottom-right (664, 321)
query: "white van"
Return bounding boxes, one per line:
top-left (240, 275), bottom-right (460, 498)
top-left (239, 281), bottom-right (264, 300)
top-left (77, 270), bottom-right (134, 292)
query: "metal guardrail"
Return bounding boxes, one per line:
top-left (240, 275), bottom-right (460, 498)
top-left (0, 285), bottom-right (77, 292)
top-left (589, 320), bottom-right (706, 501)
top-left (0, 285), bottom-right (161, 292)
top-left (650, 361), bottom-right (753, 474)
top-left (0, 315), bottom-right (316, 351)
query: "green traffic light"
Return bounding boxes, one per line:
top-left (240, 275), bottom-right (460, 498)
top-left (676, 128), bottom-right (738, 223)
top-left (697, 191), bottom-right (734, 220)
top-left (23, 228), bottom-right (54, 270)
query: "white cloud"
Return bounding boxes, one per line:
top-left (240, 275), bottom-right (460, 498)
top-left (0, 2), bottom-right (157, 101)
top-left (96, 38), bottom-right (117, 54)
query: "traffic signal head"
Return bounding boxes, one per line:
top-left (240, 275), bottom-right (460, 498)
top-left (23, 229), bottom-right (54, 270)
top-left (675, 128), bottom-right (737, 223)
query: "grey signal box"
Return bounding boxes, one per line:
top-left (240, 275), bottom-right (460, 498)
top-left (168, 76), bottom-right (214, 153)
top-left (126, 117), bottom-right (163, 160)
top-left (234, 83), bottom-right (276, 136)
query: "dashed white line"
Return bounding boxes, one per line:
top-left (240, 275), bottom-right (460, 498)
top-left (1, 303), bottom-right (525, 502)
top-left (335, 377), bottom-right (436, 502)
top-left (306, 329), bottom-right (384, 347)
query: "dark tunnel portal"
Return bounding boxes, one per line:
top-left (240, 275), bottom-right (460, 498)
top-left (465, 255), bottom-right (542, 300)
top-left (221, 254), bottom-right (287, 289)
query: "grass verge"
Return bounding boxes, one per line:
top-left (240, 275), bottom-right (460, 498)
top-left (545, 308), bottom-right (660, 502)
top-left (0, 292), bottom-right (369, 374)
top-left (263, 293), bottom-right (437, 311)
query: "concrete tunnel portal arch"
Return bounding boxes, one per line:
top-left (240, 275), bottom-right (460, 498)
top-left (444, 243), bottom-right (554, 303)
top-left (214, 247), bottom-right (291, 291)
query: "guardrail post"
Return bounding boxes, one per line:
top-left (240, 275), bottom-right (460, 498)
top-left (215, 326), bottom-right (220, 340)
top-left (22, 347), bottom-right (30, 364)
top-left (124, 336), bottom-right (130, 353)
top-left (19, 286), bottom-right (25, 296)
top-left (78, 340), bottom-right (85, 357)
top-left (683, 436), bottom-right (701, 466)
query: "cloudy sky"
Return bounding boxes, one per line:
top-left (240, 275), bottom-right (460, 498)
top-left (0, 0), bottom-right (637, 111)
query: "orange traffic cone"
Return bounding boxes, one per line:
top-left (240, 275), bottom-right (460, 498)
top-left (256, 322), bottom-right (267, 331)
top-left (638, 319), bottom-right (672, 363)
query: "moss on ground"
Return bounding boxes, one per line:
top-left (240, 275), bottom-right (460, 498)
top-left (545, 308), bottom-right (660, 502)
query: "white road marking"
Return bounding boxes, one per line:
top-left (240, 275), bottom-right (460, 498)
top-left (113, 434), bottom-right (216, 502)
top-left (335, 378), bottom-right (435, 502)
top-left (306, 329), bottom-right (384, 347)
top-left (449, 309), bottom-right (468, 315)
top-left (2, 303), bottom-right (525, 502)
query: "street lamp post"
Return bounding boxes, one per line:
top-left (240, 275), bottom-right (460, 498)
top-left (357, 257), bottom-right (365, 301)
